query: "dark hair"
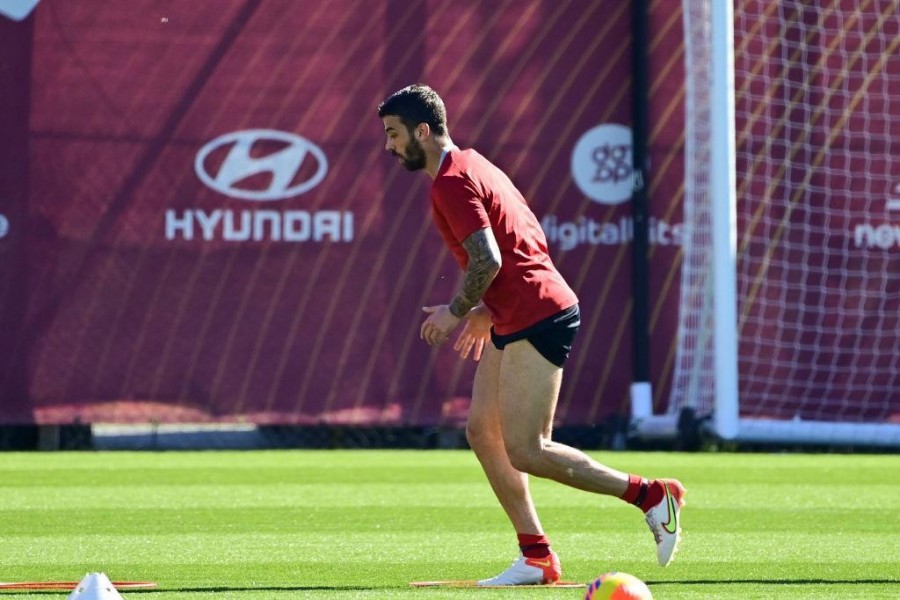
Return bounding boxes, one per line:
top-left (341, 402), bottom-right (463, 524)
top-left (377, 84), bottom-right (448, 137)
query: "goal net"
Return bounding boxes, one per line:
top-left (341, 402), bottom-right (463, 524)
top-left (660, 0), bottom-right (900, 446)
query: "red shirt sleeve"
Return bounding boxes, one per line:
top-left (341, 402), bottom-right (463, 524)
top-left (431, 174), bottom-right (490, 243)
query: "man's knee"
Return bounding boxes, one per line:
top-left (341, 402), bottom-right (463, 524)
top-left (466, 418), bottom-right (499, 452)
top-left (505, 441), bottom-right (543, 474)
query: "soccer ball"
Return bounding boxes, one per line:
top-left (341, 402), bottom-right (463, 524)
top-left (584, 572), bottom-right (653, 600)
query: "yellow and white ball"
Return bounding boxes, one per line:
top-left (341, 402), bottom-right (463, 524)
top-left (584, 572), bottom-right (653, 600)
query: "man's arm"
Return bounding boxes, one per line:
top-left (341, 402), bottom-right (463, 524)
top-left (448, 227), bottom-right (502, 318)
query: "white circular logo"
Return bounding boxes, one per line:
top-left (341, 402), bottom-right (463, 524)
top-left (195, 129), bottom-right (328, 201)
top-left (0, 214), bottom-right (8, 239)
top-left (571, 124), bottom-right (633, 205)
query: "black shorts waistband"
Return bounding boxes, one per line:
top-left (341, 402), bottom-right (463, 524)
top-left (490, 304), bottom-right (580, 367)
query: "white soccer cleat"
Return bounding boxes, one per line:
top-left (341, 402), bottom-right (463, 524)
top-left (644, 478), bottom-right (686, 566)
top-left (476, 551), bottom-right (562, 586)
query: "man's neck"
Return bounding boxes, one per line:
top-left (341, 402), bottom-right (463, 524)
top-left (425, 137), bottom-right (457, 179)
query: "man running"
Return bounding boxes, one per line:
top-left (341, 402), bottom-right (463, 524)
top-left (378, 84), bottom-right (685, 586)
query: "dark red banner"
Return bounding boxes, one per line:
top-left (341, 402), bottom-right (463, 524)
top-left (0, 0), bottom-right (686, 425)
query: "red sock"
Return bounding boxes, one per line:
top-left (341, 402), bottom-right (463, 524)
top-left (620, 474), bottom-right (665, 512)
top-left (517, 533), bottom-right (551, 559)
top-left (620, 474), bottom-right (648, 504)
top-left (639, 480), bottom-right (665, 512)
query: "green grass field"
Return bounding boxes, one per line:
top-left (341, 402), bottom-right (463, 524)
top-left (0, 450), bottom-right (898, 599)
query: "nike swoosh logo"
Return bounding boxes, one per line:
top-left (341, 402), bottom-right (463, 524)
top-left (661, 483), bottom-right (678, 534)
top-left (526, 558), bottom-right (553, 568)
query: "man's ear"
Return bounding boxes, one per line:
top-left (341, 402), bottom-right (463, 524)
top-left (416, 123), bottom-right (431, 140)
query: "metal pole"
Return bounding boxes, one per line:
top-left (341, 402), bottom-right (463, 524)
top-left (629, 0), bottom-right (653, 421)
top-left (710, 0), bottom-right (740, 439)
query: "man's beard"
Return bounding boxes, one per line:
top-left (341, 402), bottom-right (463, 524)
top-left (396, 136), bottom-right (427, 171)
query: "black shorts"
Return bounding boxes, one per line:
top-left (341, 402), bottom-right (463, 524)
top-left (490, 304), bottom-right (580, 367)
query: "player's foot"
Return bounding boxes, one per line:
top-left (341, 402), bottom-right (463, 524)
top-left (644, 478), bottom-right (686, 566)
top-left (476, 551), bottom-right (561, 586)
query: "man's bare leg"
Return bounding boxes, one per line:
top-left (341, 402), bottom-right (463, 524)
top-left (497, 339), bottom-right (630, 496)
top-left (466, 343), bottom-right (543, 534)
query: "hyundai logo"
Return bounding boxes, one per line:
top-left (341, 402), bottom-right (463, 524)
top-left (194, 129), bottom-right (328, 201)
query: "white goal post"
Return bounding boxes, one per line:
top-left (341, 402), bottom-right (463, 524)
top-left (633, 0), bottom-right (900, 447)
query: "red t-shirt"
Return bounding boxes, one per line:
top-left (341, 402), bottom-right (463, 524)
top-left (430, 148), bottom-right (578, 335)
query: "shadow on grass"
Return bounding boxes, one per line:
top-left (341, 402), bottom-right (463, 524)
top-left (0, 586), bottom-right (391, 596)
top-left (3, 580), bottom-right (898, 595)
top-left (647, 579), bottom-right (899, 586)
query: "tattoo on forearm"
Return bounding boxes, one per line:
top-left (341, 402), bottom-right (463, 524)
top-left (449, 228), bottom-right (501, 318)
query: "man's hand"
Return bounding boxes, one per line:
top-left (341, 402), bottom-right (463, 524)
top-left (420, 305), bottom-right (462, 346)
top-left (453, 304), bottom-right (492, 361)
